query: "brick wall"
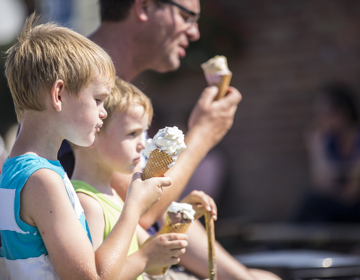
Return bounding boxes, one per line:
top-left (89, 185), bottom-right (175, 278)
top-left (134, 0), bottom-right (360, 222)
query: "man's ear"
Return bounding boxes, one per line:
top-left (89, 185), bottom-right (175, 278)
top-left (134, 0), bottom-right (152, 22)
top-left (51, 80), bottom-right (65, 112)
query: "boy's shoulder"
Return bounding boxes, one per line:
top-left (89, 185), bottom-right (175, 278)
top-left (1, 154), bottom-right (65, 190)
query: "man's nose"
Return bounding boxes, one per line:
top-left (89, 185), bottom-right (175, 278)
top-left (186, 23), bottom-right (200, 42)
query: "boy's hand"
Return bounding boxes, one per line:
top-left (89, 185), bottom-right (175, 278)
top-left (126, 173), bottom-right (172, 216)
top-left (180, 190), bottom-right (217, 220)
top-left (140, 233), bottom-right (188, 275)
top-left (188, 86), bottom-right (241, 149)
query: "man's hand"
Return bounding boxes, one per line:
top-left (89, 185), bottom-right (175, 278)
top-left (188, 86), bottom-right (242, 149)
top-left (181, 190), bottom-right (217, 220)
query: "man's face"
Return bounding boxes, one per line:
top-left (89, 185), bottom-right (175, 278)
top-left (144, 0), bottom-right (201, 73)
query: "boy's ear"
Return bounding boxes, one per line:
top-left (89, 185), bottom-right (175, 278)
top-left (51, 80), bottom-right (65, 112)
top-left (134, 0), bottom-right (152, 22)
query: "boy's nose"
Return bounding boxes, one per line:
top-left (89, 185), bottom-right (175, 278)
top-left (138, 140), bottom-right (145, 151)
top-left (100, 108), bottom-right (107, 119)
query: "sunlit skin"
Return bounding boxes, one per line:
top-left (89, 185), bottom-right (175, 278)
top-left (61, 75), bottom-right (111, 147)
top-left (95, 104), bottom-right (149, 175)
top-left (141, 0), bottom-right (201, 73)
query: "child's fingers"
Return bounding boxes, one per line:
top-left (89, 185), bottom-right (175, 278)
top-left (132, 172), bottom-right (142, 181)
top-left (153, 176), bottom-right (172, 188)
top-left (184, 190), bottom-right (217, 212)
top-left (171, 256), bottom-right (181, 265)
top-left (162, 233), bottom-right (188, 242)
top-left (170, 247), bottom-right (187, 258)
top-left (208, 196), bottom-right (217, 220)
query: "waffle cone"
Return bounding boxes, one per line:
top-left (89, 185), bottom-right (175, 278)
top-left (163, 221), bottom-right (192, 234)
top-left (141, 149), bottom-right (174, 180)
top-left (214, 73), bottom-right (232, 100)
top-left (161, 216), bottom-right (192, 274)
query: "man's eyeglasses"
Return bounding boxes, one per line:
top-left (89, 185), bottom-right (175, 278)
top-left (159, 0), bottom-right (200, 24)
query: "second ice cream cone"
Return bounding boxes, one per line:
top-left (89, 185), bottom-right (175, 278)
top-left (141, 149), bottom-right (174, 180)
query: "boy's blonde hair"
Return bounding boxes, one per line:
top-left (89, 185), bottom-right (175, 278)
top-left (5, 13), bottom-right (116, 121)
top-left (103, 77), bottom-right (153, 128)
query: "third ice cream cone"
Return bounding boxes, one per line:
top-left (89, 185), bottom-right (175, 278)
top-left (214, 73), bottom-right (232, 100)
top-left (201, 55), bottom-right (232, 100)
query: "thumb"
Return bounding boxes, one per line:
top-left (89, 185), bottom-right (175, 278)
top-left (132, 172), bottom-right (142, 181)
top-left (153, 176), bottom-right (172, 188)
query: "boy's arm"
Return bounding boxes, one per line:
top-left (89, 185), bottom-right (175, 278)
top-left (139, 86), bottom-right (241, 229)
top-left (22, 169), bottom-right (168, 280)
top-left (114, 225), bottom-right (188, 279)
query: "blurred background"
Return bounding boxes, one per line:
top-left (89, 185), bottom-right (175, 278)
top-left (2, 0), bottom-right (360, 275)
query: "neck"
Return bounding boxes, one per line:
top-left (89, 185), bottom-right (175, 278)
top-left (72, 147), bottom-right (114, 193)
top-left (89, 21), bottom-right (146, 82)
top-left (11, 113), bottom-right (62, 160)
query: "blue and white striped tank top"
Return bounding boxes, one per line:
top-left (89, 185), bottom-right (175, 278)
top-left (0, 154), bottom-right (91, 280)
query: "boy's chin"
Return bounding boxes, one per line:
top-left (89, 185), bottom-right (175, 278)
top-left (71, 138), bottom-right (95, 148)
top-left (127, 164), bottom-right (140, 174)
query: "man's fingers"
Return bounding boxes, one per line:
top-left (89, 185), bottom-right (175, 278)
top-left (200, 86), bottom-right (219, 105)
top-left (221, 86), bottom-right (242, 106)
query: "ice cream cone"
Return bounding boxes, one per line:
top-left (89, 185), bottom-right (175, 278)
top-left (201, 55), bottom-right (232, 100)
top-left (163, 217), bottom-right (192, 234)
top-left (161, 215), bottom-right (192, 274)
top-left (141, 149), bottom-right (174, 180)
top-left (214, 73), bottom-right (232, 100)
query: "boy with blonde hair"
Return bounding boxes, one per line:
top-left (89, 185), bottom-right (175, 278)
top-left (71, 77), bottom-right (217, 279)
top-left (0, 14), bottom-right (170, 280)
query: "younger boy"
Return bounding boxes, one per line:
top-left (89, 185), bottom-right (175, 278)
top-left (0, 14), bottom-right (170, 280)
top-left (71, 77), bottom-right (217, 279)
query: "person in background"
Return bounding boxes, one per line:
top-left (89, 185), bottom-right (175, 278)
top-left (295, 82), bottom-right (360, 223)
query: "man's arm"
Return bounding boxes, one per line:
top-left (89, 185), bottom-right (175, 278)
top-left (138, 86), bottom-right (241, 229)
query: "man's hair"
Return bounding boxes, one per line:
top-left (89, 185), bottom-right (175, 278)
top-left (100, 0), bottom-right (164, 22)
top-left (100, 0), bottom-right (135, 22)
top-left (103, 77), bottom-right (153, 128)
top-left (5, 13), bottom-right (116, 121)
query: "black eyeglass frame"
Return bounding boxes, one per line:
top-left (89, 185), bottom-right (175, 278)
top-left (158, 0), bottom-right (200, 24)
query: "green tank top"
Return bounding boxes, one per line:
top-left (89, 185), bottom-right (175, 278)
top-left (72, 180), bottom-right (143, 280)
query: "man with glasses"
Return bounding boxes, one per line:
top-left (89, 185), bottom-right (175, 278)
top-left (59, 0), bottom-right (280, 279)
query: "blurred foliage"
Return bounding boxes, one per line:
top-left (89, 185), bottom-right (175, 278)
top-left (0, 42), bottom-right (17, 137)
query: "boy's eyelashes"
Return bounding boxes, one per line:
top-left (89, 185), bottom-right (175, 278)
top-left (95, 93), bottom-right (110, 105)
top-left (126, 130), bottom-right (144, 137)
top-left (96, 98), bottom-right (107, 105)
top-left (127, 131), bottom-right (139, 137)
